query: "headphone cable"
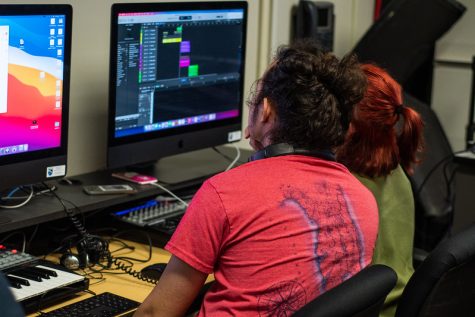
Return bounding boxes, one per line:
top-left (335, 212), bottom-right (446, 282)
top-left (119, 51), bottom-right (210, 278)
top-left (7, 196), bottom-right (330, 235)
top-left (414, 150), bottom-right (464, 199)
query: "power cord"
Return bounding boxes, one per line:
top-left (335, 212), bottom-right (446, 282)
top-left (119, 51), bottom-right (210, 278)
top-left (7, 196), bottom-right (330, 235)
top-left (415, 150), bottom-right (465, 199)
top-left (43, 182), bottom-right (111, 268)
top-left (0, 185), bottom-right (34, 209)
top-left (224, 143), bottom-right (241, 171)
top-left (149, 182), bottom-right (189, 207)
top-left (45, 183), bottom-right (88, 237)
top-left (414, 149), bottom-right (462, 238)
top-left (75, 230), bottom-right (157, 285)
top-left (42, 183), bottom-right (159, 284)
top-left (148, 145), bottom-right (241, 206)
top-left (106, 230), bottom-right (157, 285)
top-left (212, 144), bottom-right (246, 165)
top-left (108, 258), bottom-right (157, 285)
top-left (0, 184), bottom-right (58, 209)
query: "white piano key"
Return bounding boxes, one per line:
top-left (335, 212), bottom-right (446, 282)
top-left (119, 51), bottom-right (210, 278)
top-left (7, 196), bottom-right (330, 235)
top-left (8, 265), bottom-right (85, 301)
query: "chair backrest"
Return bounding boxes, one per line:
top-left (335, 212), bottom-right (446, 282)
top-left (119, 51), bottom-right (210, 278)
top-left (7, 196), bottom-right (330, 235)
top-left (293, 264), bottom-right (397, 317)
top-left (352, 0), bottom-right (465, 86)
top-left (404, 93), bottom-right (456, 253)
top-left (395, 223), bottom-right (475, 317)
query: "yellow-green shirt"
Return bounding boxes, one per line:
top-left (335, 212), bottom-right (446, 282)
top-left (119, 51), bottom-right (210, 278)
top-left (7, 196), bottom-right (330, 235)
top-left (354, 165), bottom-right (415, 317)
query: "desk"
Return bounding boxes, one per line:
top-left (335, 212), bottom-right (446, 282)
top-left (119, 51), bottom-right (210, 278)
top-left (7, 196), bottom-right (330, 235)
top-left (30, 238), bottom-right (213, 316)
top-left (29, 239), bottom-right (165, 315)
top-left (4, 146), bottom-right (245, 315)
top-left (0, 146), bottom-right (252, 234)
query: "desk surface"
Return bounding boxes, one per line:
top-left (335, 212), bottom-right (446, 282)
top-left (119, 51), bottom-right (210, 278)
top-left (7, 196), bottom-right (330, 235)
top-left (30, 239), bottom-right (212, 316)
top-left (42, 240), bottom-right (165, 315)
top-left (8, 146), bottom-right (245, 315)
top-left (0, 146), bottom-right (251, 234)
top-left (454, 151), bottom-right (475, 165)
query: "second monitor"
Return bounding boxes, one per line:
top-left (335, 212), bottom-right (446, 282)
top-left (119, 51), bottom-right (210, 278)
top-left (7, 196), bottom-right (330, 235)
top-left (107, 1), bottom-right (248, 173)
top-left (0, 4), bottom-right (72, 191)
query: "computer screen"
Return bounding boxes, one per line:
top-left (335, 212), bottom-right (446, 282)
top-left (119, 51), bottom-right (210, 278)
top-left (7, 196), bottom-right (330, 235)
top-left (0, 5), bottom-right (71, 191)
top-left (107, 1), bottom-right (247, 169)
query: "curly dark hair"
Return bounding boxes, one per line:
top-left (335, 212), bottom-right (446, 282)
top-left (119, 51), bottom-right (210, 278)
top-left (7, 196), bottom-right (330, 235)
top-left (248, 39), bottom-right (367, 150)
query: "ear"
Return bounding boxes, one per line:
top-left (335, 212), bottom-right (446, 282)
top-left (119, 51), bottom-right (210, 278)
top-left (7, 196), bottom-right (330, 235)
top-left (260, 97), bottom-right (276, 123)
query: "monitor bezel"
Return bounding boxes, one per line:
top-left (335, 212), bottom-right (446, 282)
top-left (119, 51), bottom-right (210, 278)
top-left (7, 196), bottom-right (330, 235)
top-left (0, 5), bottom-right (71, 166)
top-left (107, 1), bottom-right (247, 169)
top-left (0, 4), bottom-right (72, 189)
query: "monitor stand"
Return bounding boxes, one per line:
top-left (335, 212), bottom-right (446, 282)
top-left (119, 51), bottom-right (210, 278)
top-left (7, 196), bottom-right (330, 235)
top-left (132, 145), bottom-right (253, 187)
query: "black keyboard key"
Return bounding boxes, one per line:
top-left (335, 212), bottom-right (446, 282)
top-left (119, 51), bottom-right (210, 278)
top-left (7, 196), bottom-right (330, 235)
top-left (42, 292), bottom-right (140, 317)
top-left (32, 265), bottom-right (58, 277)
top-left (6, 277), bottom-right (22, 289)
top-left (12, 269), bottom-right (42, 282)
top-left (7, 275), bottom-right (30, 286)
top-left (6, 275), bottom-right (30, 286)
top-left (25, 267), bottom-right (51, 279)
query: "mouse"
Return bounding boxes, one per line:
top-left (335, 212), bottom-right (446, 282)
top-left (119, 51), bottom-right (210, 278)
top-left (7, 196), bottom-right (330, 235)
top-left (140, 263), bottom-right (167, 280)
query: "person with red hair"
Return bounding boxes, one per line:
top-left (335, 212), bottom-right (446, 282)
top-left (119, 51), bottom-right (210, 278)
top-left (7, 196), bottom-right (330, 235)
top-left (337, 63), bottom-right (424, 317)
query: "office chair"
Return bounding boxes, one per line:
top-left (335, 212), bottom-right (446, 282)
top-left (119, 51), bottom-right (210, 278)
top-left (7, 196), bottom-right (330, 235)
top-left (395, 223), bottom-right (475, 317)
top-left (353, 0), bottom-right (465, 93)
top-left (351, 0), bottom-right (465, 256)
top-left (404, 93), bottom-right (456, 258)
top-left (293, 264), bottom-right (397, 317)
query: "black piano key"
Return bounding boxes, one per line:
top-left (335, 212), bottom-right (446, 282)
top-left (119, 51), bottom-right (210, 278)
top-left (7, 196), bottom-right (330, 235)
top-left (34, 266), bottom-right (58, 277)
top-left (6, 275), bottom-right (30, 286)
top-left (5, 276), bottom-right (22, 289)
top-left (12, 269), bottom-right (43, 282)
top-left (25, 267), bottom-right (51, 279)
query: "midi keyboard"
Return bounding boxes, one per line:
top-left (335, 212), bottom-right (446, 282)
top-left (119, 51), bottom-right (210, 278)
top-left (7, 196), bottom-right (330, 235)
top-left (0, 246), bottom-right (88, 313)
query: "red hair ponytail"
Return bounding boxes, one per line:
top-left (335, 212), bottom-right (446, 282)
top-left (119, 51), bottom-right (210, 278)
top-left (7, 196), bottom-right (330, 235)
top-left (337, 64), bottom-right (424, 177)
top-left (398, 105), bottom-right (424, 175)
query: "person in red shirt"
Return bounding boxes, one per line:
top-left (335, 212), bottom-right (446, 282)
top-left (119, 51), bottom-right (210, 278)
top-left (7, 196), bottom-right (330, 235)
top-left (135, 40), bottom-right (378, 317)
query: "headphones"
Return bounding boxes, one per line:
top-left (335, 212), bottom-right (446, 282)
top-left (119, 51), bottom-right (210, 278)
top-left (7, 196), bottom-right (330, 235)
top-left (249, 143), bottom-right (336, 162)
top-left (60, 235), bottom-right (110, 270)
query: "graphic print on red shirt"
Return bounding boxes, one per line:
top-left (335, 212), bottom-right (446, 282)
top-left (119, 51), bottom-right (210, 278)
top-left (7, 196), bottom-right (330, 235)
top-left (256, 182), bottom-right (366, 316)
top-left (165, 155), bottom-right (378, 316)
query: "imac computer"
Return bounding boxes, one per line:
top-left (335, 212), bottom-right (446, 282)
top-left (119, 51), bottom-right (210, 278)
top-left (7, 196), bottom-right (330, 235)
top-left (0, 5), bottom-right (72, 191)
top-left (107, 2), bottom-right (248, 177)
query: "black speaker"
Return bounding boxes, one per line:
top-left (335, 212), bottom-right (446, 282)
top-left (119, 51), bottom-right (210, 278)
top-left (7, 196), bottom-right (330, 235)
top-left (353, 0), bottom-right (466, 85)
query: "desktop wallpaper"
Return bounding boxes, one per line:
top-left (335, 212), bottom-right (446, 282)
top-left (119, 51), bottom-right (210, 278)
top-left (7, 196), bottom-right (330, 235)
top-left (0, 15), bottom-right (65, 155)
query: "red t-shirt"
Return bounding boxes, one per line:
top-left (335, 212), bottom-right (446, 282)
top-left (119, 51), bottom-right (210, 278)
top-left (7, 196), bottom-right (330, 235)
top-left (165, 155), bottom-right (378, 316)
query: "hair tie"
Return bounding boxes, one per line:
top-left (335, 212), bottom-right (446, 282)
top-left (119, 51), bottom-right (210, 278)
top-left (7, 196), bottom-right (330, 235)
top-left (394, 104), bottom-right (404, 115)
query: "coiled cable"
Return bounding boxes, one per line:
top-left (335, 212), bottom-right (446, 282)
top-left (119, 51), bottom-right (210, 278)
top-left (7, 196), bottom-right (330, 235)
top-left (109, 256), bottom-right (157, 285)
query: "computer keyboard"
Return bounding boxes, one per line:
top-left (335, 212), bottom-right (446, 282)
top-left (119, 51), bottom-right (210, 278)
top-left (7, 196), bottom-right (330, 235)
top-left (42, 292), bottom-right (140, 317)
